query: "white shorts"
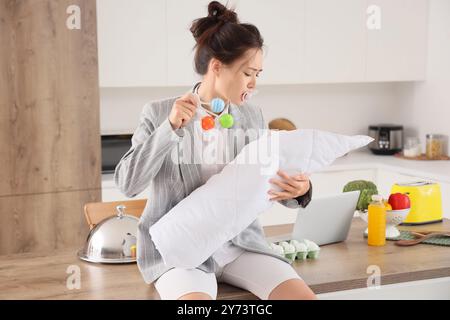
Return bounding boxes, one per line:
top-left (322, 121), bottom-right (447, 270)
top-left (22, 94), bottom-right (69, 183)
top-left (154, 251), bottom-right (302, 300)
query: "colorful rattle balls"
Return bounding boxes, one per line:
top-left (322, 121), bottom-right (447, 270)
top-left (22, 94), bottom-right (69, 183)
top-left (201, 116), bottom-right (215, 130)
top-left (210, 98), bottom-right (225, 113)
top-left (219, 114), bottom-right (234, 129)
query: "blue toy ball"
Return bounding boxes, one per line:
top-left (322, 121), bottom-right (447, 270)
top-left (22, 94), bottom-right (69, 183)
top-left (211, 98), bottom-right (225, 113)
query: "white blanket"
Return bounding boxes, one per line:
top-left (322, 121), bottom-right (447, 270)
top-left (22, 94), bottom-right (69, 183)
top-left (149, 129), bottom-right (373, 268)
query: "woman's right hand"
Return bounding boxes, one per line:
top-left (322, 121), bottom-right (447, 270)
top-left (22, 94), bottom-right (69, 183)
top-left (168, 92), bottom-right (199, 130)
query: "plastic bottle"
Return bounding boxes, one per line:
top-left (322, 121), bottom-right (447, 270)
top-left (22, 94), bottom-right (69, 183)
top-left (368, 195), bottom-right (386, 246)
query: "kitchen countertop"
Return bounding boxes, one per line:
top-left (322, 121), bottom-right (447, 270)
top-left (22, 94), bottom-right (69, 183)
top-left (323, 149), bottom-right (450, 183)
top-left (102, 149), bottom-right (450, 188)
top-left (1, 218), bottom-right (449, 300)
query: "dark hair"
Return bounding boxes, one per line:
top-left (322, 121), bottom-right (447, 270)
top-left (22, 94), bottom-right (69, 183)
top-left (190, 1), bottom-right (264, 75)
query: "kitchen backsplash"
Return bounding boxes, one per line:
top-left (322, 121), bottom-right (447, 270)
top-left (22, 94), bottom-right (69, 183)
top-left (101, 82), bottom-right (406, 137)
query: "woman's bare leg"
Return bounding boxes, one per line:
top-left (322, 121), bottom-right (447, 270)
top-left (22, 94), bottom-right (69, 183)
top-left (178, 292), bottom-right (214, 300)
top-left (268, 279), bottom-right (317, 300)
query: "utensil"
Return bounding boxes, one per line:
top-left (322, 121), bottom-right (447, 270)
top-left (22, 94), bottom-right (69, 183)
top-left (395, 231), bottom-right (450, 246)
top-left (78, 205), bottom-right (139, 264)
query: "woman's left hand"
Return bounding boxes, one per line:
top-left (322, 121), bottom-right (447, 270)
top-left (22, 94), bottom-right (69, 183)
top-left (268, 170), bottom-right (311, 201)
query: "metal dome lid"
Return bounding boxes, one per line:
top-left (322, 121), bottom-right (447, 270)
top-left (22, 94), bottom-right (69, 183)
top-left (77, 205), bottom-right (139, 264)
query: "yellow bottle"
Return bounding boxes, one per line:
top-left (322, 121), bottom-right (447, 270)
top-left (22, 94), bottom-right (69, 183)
top-left (368, 195), bottom-right (386, 246)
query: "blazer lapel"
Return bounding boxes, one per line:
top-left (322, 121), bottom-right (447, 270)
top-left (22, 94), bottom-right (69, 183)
top-left (177, 116), bottom-right (202, 197)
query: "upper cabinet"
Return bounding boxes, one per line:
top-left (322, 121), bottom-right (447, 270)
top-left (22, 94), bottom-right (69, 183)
top-left (97, 0), bottom-right (167, 87)
top-left (302, 0), bottom-right (428, 83)
top-left (97, 0), bottom-right (429, 87)
top-left (166, 0), bottom-right (207, 86)
top-left (303, 0), bottom-right (367, 83)
top-left (235, 0), bottom-right (305, 85)
top-left (366, 0), bottom-right (428, 81)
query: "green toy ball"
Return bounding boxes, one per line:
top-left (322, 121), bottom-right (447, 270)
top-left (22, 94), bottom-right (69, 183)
top-left (219, 114), bottom-right (234, 128)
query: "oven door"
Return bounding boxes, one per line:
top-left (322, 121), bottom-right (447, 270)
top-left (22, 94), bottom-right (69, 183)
top-left (101, 134), bottom-right (133, 174)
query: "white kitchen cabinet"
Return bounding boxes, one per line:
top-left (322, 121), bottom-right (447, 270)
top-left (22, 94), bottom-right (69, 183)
top-left (102, 187), bottom-right (129, 202)
top-left (96, 0), bottom-right (167, 87)
top-left (366, 0), bottom-right (428, 81)
top-left (97, 0), bottom-right (429, 87)
top-left (303, 0), bottom-right (367, 83)
top-left (166, 0), bottom-right (207, 86)
top-left (166, 0), bottom-right (306, 86)
top-left (102, 187), bottom-right (149, 202)
top-left (101, 174), bottom-right (149, 202)
top-left (235, 0), bottom-right (305, 85)
top-left (439, 182), bottom-right (450, 220)
top-left (303, 0), bottom-right (428, 83)
top-left (258, 202), bottom-right (298, 227)
top-left (318, 277), bottom-right (450, 300)
top-left (310, 169), bottom-right (377, 196)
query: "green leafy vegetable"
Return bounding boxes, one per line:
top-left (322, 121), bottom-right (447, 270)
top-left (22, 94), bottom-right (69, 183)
top-left (343, 180), bottom-right (378, 211)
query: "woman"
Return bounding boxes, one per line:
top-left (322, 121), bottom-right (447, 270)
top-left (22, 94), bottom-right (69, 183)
top-left (115, 1), bottom-right (316, 300)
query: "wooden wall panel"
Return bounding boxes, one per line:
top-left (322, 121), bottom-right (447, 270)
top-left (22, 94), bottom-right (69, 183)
top-left (1, 0), bottom-right (101, 196)
top-left (0, 1), bottom-right (14, 196)
top-left (0, 0), bottom-right (101, 255)
top-left (0, 190), bottom-right (99, 255)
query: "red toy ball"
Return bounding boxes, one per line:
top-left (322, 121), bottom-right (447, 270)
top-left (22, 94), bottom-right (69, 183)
top-left (201, 116), bottom-right (215, 130)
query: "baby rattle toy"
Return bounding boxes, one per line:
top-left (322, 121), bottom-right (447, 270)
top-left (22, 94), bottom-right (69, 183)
top-left (198, 90), bottom-right (258, 131)
top-left (198, 97), bottom-right (233, 131)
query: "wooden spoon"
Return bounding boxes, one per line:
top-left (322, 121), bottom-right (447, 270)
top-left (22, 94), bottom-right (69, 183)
top-left (395, 231), bottom-right (450, 246)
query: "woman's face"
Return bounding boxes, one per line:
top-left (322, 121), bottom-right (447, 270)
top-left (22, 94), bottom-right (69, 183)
top-left (213, 48), bottom-right (263, 106)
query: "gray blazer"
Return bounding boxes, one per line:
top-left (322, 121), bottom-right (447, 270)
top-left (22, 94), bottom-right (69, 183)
top-left (114, 85), bottom-right (312, 284)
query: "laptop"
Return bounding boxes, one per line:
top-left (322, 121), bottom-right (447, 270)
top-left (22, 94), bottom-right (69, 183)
top-left (266, 190), bottom-right (361, 246)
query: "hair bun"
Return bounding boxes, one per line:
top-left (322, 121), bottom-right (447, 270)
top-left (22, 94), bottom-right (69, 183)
top-left (208, 1), bottom-right (238, 24)
top-left (190, 1), bottom-right (264, 76)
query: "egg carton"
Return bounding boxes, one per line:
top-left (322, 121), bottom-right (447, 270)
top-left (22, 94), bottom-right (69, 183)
top-left (268, 239), bottom-right (320, 262)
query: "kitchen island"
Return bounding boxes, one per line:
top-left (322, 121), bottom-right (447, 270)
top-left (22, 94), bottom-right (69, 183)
top-left (0, 218), bottom-right (449, 300)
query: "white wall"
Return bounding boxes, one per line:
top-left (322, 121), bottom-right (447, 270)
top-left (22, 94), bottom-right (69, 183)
top-left (246, 83), bottom-right (403, 136)
top-left (100, 82), bottom-right (404, 136)
top-left (100, 87), bottom-right (183, 134)
top-left (395, 0), bottom-right (450, 156)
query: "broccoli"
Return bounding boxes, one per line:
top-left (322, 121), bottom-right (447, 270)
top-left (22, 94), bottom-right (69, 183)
top-left (343, 180), bottom-right (378, 211)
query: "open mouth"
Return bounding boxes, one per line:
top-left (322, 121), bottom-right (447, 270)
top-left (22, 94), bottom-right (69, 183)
top-left (241, 90), bottom-right (258, 103)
